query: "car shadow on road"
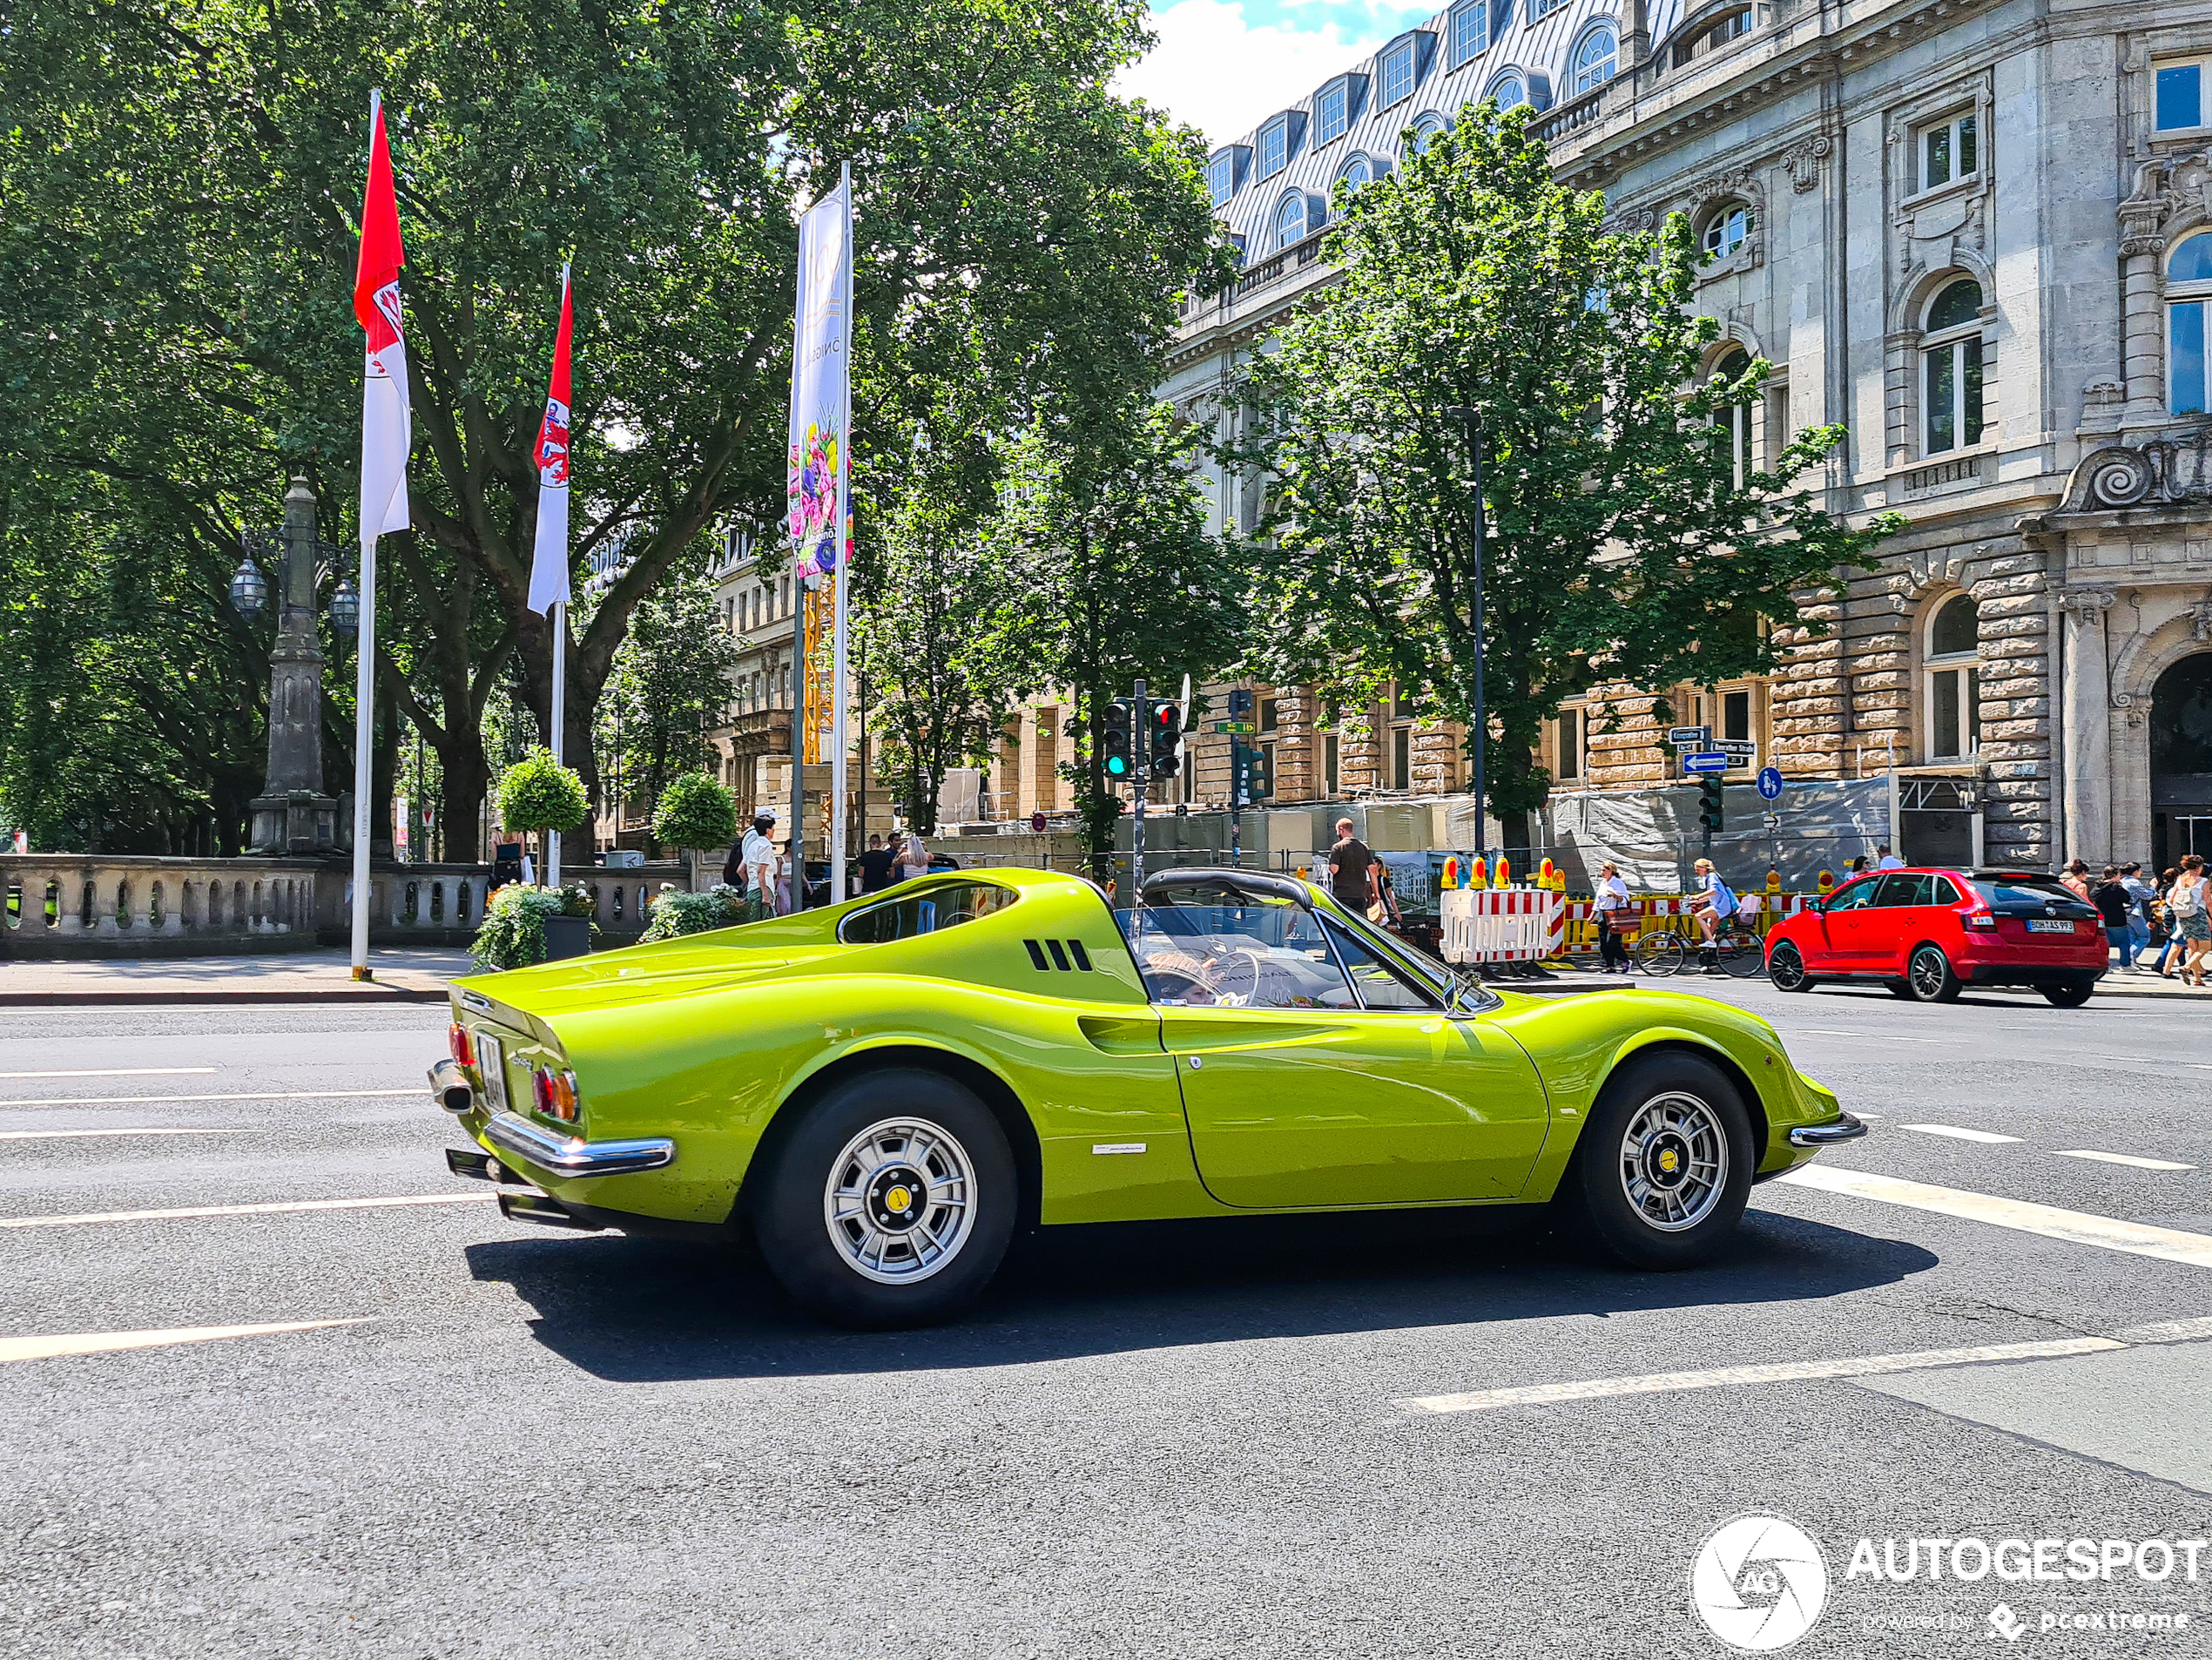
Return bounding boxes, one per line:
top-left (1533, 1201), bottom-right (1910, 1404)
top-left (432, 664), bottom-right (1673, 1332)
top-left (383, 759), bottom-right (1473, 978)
top-left (464, 1204), bottom-right (1938, 1383)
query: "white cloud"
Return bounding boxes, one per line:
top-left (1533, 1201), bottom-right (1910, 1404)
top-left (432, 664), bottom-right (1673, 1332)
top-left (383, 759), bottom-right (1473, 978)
top-left (1116, 0), bottom-right (1416, 151)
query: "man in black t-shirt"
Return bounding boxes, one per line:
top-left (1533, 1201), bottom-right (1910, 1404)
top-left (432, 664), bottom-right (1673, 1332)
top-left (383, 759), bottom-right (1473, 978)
top-left (858, 833), bottom-right (895, 894)
top-left (1327, 817), bottom-right (1381, 914)
top-left (2093, 865), bottom-right (2137, 969)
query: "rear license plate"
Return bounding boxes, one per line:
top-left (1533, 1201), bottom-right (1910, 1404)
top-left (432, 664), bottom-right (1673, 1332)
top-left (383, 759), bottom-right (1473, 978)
top-left (2027, 919), bottom-right (2075, 935)
top-left (476, 1036), bottom-right (509, 1110)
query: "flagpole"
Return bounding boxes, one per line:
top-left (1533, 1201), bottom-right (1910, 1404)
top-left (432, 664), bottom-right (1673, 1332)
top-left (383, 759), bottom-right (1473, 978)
top-left (830, 162), bottom-right (853, 901)
top-left (348, 87), bottom-right (390, 983)
top-left (548, 596), bottom-right (565, 888)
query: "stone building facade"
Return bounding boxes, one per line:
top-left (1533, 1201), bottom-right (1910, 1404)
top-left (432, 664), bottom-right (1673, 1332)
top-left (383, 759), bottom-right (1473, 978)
top-left (1137, 0), bottom-right (2212, 872)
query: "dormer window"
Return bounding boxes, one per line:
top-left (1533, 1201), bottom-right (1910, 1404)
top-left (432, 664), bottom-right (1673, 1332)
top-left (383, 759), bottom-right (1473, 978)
top-left (1488, 71), bottom-right (1527, 110)
top-left (1571, 25), bottom-right (1618, 96)
top-left (1313, 74), bottom-right (1366, 146)
top-left (1206, 146), bottom-right (1250, 207)
top-left (1276, 192), bottom-right (1312, 249)
top-left (1380, 37), bottom-right (1419, 107)
top-left (1257, 112), bottom-right (1305, 179)
top-left (1669, 5), bottom-right (1751, 68)
top-left (1448, 0), bottom-right (1489, 68)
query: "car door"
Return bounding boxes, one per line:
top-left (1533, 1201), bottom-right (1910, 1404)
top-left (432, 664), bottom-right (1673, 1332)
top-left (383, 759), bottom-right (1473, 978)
top-left (1125, 899), bottom-right (1551, 1208)
top-left (1811, 875), bottom-right (1880, 969)
top-left (1866, 872), bottom-right (1935, 976)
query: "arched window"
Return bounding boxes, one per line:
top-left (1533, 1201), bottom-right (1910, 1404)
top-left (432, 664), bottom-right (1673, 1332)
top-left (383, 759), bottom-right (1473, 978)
top-left (1701, 200), bottom-right (1751, 259)
top-left (1922, 278), bottom-right (1986, 455)
top-left (2169, 233), bottom-right (2212, 416)
top-left (1339, 154), bottom-right (1378, 194)
top-left (1711, 347), bottom-right (1753, 486)
top-left (1408, 111), bottom-right (1448, 154)
top-left (1925, 594), bottom-right (1980, 761)
top-left (1487, 72), bottom-right (1527, 111)
top-left (1572, 26), bottom-right (1618, 96)
top-left (1276, 192), bottom-right (1310, 249)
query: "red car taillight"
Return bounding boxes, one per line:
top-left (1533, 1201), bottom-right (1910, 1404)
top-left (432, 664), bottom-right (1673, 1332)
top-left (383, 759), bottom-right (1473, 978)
top-left (448, 1022), bottom-right (475, 1064)
top-left (1965, 908), bottom-right (1998, 930)
top-left (532, 1065), bottom-right (580, 1124)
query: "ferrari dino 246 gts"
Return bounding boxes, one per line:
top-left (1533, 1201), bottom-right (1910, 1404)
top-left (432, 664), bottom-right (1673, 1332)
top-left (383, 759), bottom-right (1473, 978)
top-left (429, 867), bottom-right (1863, 1326)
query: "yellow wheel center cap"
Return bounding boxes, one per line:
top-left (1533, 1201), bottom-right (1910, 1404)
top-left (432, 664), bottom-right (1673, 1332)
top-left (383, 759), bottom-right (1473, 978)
top-left (887, 1186), bottom-right (912, 1213)
top-left (1658, 1148), bottom-right (1679, 1175)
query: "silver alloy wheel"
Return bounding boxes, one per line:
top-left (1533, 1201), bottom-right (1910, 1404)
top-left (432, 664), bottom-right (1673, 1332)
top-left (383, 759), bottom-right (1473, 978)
top-left (1769, 942), bottom-right (1804, 989)
top-left (822, 1117), bottom-right (977, 1285)
top-left (1910, 945), bottom-right (1949, 1000)
top-left (1616, 1091), bottom-right (1730, 1233)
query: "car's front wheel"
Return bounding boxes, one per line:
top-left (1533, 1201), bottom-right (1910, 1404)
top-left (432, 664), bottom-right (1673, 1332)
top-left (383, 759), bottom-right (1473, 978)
top-left (1767, 941), bottom-right (1814, 992)
top-left (752, 1068), bottom-right (1017, 1328)
top-left (1563, 1051), bottom-right (1756, 1270)
top-left (1903, 943), bottom-right (1963, 1002)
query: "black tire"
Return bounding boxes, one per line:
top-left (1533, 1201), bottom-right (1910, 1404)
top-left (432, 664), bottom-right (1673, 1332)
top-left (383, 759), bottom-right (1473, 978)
top-left (752, 1067), bottom-right (1017, 1329)
top-left (1904, 942), bottom-right (1962, 1002)
top-left (2042, 979), bottom-right (2095, 1008)
top-left (1767, 941), bottom-right (1814, 992)
top-left (1561, 1050), bottom-right (1757, 1271)
top-left (1722, 931), bottom-right (1767, 978)
top-left (1635, 930), bottom-right (1686, 976)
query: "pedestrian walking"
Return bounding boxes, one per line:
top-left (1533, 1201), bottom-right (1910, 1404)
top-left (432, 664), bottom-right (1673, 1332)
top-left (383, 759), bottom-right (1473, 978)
top-left (2060, 859), bottom-right (2092, 901)
top-left (2169, 855), bottom-right (2212, 988)
top-left (779, 838), bottom-right (800, 913)
top-left (894, 831), bottom-right (930, 884)
top-left (2121, 862), bottom-right (2155, 968)
top-left (1595, 860), bottom-right (1633, 975)
top-left (2093, 866), bottom-right (2138, 969)
top-left (2153, 867), bottom-right (2183, 975)
top-left (738, 812), bottom-right (779, 917)
top-left (1326, 818), bottom-right (1384, 918)
top-left (859, 833), bottom-right (894, 894)
top-left (1876, 845), bottom-right (1905, 871)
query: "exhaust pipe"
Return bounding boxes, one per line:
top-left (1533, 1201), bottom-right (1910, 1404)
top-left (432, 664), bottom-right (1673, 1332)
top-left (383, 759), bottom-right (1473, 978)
top-left (445, 1147), bottom-right (526, 1185)
top-left (498, 1190), bottom-right (604, 1232)
top-left (428, 1058), bottom-right (475, 1115)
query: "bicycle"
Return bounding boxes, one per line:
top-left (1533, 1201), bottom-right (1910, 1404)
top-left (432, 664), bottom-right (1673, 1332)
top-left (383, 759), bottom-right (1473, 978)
top-left (1634, 913), bottom-right (1768, 978)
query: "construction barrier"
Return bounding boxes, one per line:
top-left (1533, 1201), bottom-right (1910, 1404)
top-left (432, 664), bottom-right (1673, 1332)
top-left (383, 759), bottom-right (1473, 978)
top-left (1440, 888), bottom-right (1561, 965)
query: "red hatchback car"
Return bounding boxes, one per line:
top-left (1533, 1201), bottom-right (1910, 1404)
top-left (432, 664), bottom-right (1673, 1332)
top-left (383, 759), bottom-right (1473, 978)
top-left (1764, 867), bottom-right (2108, 1006)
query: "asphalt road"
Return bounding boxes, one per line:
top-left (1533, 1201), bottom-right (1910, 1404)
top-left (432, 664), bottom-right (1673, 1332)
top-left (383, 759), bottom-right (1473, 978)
top-left (4, 984), bottom-right (2212, 1657)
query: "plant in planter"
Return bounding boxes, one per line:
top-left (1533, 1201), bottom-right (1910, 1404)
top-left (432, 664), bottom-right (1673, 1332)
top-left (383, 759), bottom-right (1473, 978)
top-left (495, 749), bottom-right (590, 878)
top-left (637, 882), bottom-right (752, 943)
top-left (470, 881), bottom-right (597, 972)
top-left (651, 772), bottom-right (738, 887)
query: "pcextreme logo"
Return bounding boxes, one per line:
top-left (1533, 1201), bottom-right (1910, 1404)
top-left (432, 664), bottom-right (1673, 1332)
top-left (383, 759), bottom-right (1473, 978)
top-left (1690, 1513), bottom-right (1830, 1651)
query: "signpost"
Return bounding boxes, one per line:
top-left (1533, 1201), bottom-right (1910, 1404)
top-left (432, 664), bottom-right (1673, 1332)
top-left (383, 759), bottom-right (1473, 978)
top-left (1681, 751), bottom-right (1730, 776)
top-left (1757, 766), bottom-right (1784, 801)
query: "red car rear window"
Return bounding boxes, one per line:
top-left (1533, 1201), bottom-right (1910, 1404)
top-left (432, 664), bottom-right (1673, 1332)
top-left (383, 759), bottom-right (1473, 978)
top-left (1969, 875), bottom-right (2096, 916)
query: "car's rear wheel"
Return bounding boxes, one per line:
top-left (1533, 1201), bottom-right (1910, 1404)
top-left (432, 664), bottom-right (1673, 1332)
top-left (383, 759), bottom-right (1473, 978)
top-left (2042, 979), bottom-right (2095, 1008)
top-left (1562, 1051), bottom-right (1756, 1271)
top-left (1904, 943), bottom-right (1962, 1002)
top-left (1767, 941), bottom-right (1814, 992)
top-left (752, 1068), bottom-right (1016, 1329)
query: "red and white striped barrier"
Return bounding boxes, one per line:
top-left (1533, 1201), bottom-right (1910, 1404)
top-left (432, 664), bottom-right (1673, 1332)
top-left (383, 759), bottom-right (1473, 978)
top-left (1440, 888), bottom-right (1562, 965)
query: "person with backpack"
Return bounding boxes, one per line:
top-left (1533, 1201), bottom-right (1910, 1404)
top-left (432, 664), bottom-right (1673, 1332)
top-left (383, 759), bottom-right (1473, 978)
top-left (1690, 857), bottom-right (1739, 975)
top-left (2167, 854), bottom-right (2211, 988)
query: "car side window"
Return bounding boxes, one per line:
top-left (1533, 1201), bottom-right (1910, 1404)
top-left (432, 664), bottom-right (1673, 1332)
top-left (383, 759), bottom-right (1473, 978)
top-left (1319, 918), bottom-right (1444, 1010)
top-left (1873, 874), bottom-right (1933, 908)
top-left (1932, 876), bottom-right (1963, 906)
top-left (1117, 903), bottom-right (1356, 1009)
top-left (839, 881), bottom-right (1015, 944)
top-left (1825, 878), bottom-right (1878, 912)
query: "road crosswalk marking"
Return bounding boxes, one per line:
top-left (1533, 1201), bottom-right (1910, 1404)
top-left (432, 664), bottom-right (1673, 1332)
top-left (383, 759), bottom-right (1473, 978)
top-left (0, 1319), bottom-right (372, 1366)
top-left (0, 1090), bottom-right (420, 1109)
top-left (2054, 1150), bottom-right (2196, 1171)
top-left (1902, 1124), bottom-right (2023, 1144)
top-left (0, 1192), bottom-right (495, 1229)
top-left (1777, 1165), bottom-right (2212, 1269)
top-left (0, 1067), bottom-right (218, 1080)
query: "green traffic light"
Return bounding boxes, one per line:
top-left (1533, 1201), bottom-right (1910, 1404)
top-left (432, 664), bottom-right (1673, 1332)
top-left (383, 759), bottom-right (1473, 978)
top-left (1105, 754), bottom-right (1129, 777)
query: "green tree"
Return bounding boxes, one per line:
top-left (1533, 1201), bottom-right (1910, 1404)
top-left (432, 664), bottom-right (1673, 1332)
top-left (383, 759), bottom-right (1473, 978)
top-left (0, 0), bottom-right (1223, 850)
top-left (652, 773), bottom-right (739, 878)
top-left (598, 578), bottom-right (739, 847)
top-left (1244, 102), bottom-right (1900, 850)
top-left (988, 396), bottom-right (1248, 870)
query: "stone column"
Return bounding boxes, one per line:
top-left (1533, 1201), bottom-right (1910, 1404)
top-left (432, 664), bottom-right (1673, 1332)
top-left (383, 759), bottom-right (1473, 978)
top-left (250, 477), bottom-right (341, 853)
top-left (2060, 588), bottom-right (2115, 862)
top-left (2121, 236), bottom-right (2166, 429)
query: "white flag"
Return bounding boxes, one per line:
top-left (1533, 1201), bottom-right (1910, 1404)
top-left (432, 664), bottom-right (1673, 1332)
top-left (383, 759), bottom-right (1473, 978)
top-left (354, 93), bottom-right (410, 545)
top-left (528, 265), bottom-right (575, 616)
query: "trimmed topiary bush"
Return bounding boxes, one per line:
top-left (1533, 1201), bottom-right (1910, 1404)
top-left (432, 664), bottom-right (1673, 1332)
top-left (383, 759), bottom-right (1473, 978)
top-left (470, 881), bottom-right (596, 972)
top-left (496, 748), bottom-right (590, 837)
top-left (652, 772), bottom-right (738, 860)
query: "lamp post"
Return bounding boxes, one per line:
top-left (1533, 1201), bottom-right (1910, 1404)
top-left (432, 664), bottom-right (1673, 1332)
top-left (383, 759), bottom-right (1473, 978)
top-left (239, 477), bottom-right (346, 854)
top-left (1443, 406), bottom-right (1490, 868)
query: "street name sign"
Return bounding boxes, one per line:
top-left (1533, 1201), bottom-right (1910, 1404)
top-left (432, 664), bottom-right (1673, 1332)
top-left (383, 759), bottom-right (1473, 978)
top-left (1668, 725), bottom-right (1711, 749)
top-left (1682, 751), bottom-right (1730, 775)
top-left (1718, 739), bottom-right (1757, 766)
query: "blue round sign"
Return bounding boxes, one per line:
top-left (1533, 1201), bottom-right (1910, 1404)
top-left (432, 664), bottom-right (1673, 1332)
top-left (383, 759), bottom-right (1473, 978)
top-left (1757, 766), bottom-right (1784, 801)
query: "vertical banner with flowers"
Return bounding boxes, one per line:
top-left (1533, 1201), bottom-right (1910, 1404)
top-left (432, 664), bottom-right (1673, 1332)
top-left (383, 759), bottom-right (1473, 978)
top-left (786, 165), bottom-right (853, 889)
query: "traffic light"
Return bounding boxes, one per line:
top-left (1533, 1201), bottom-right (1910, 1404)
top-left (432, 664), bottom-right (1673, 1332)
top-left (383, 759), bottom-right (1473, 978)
top-left (1101, 700), bottom-right (1133, 781)
top-left (1228, 689), bottom-right (1254, 718)
top-left (1150, 702), bottom-right (1182, 779)
top-left (1232, 740), bottom-right (1273, 806)
top-left (1698, 775), bottom-right (1724, 833)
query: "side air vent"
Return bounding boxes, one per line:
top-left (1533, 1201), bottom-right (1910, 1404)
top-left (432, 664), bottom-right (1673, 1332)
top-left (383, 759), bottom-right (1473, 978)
top-left (1022, 939), bottom-right (1096, 971)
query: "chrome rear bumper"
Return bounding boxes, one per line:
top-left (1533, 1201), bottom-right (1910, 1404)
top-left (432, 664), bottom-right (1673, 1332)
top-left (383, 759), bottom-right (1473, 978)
top-left (482, 1110), bottom-right (676, 1178)
top-left (1789, 1111), bottom-right (1869, 1148)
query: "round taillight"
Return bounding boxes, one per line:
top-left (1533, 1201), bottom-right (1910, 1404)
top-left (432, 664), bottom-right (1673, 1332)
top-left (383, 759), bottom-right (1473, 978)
top-left (448, 1022), bottom-right (475, 1066)
top-left (532, 1067), bottom-right (554, 1113)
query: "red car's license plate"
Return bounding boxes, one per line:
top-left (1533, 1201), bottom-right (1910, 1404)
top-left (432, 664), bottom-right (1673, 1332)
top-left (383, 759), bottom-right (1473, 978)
top-left (2027, 919), bottom-right (2076, 934)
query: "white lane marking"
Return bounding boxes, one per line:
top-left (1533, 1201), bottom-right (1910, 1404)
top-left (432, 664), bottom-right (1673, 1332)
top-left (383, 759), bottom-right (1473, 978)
top-left (2117, 1316), bottom-right (2212, 1344)
top-left (2054, 1150), bottom-right (2196, 1172)
top-left (0, 1193), bottom-right (495, 1230)
top-left (1786, 1029), bottom-right (1936, 1042)
top-left (0, 1127), bottom-right (242, 1143)
top-left (0, 1319), bottom-right (373, 1366)
top-left (1778, 1165), bottom-right (2212, 1269)
top-left (1902, 1124), bottom-right (2024, 1144)
top-left (0, 1090), bottom-right (419, 1110)
top-left (0, 1067), bottom-right (218, 1080)
top-left (1398, 1337), bottom-right (2125, 1414)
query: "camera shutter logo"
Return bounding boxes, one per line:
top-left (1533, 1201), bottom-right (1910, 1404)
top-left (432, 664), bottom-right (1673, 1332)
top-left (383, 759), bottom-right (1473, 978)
top-left (1689, 1514), bottom-right (1828, 1651)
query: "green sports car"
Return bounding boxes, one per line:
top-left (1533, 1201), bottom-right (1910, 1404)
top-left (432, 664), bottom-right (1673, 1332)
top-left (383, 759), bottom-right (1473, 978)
top-left (429, 866), bottom-right (1863, 1326)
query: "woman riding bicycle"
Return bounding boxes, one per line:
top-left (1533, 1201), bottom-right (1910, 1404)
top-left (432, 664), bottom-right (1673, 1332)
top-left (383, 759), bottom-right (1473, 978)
top-left (1689, 857), bottom-right (1740, 976)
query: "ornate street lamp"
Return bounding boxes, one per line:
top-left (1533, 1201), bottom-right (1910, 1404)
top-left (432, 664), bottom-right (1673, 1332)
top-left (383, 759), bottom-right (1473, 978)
top-left (329, 577), bottom-right (361, 636)
top-left (229, 555), bottom-right (269, 619)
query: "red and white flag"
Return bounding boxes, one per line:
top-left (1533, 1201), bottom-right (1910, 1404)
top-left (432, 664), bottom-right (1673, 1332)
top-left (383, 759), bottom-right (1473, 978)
top-left (354, 91), bottom-right (410, 544)
top-left (528, 265), bottom-right (574, 616)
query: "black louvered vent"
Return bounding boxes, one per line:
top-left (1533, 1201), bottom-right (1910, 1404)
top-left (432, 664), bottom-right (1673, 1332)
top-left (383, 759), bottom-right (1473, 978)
top-left (1046, 939), bottom-right (1072, 971)
top-left (1068, 939), bottom-right (1093, 971)
top-left (1022, 939), bottom-right (1096, 970)
top-left (1022, 939), bottom-right (1049, 970)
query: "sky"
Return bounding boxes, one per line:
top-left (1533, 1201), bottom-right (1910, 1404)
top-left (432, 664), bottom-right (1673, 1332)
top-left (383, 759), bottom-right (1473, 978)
top-left (1116, 0), bottom-right (1438, 151)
